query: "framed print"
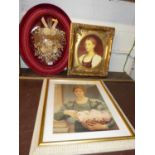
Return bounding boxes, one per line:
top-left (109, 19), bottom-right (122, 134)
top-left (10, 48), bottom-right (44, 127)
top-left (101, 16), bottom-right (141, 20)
top-left (68, 23), bottom-right (115, 77)
top-left (29, 78), bottom-right (135, 155)
top-left (19, 4), bottom-right (71, 75)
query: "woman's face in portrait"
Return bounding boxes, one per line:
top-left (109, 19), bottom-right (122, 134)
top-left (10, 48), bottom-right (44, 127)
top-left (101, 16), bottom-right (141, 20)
top-left (85, 39), bottom-right (95, 53)
top-left (73, 88), bottom-right (85, 98)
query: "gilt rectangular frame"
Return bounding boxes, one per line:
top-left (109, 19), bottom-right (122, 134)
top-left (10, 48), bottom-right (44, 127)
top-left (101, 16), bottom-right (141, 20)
top-left (29, 78), bottom-right (134, 155)
top-left (68, 23), bottom-right (115, 77)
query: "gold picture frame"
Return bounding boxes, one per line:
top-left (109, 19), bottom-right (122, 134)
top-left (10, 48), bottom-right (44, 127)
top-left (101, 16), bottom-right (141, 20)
top-left (29, 78), bottom-right (134, 155)
top-left (68, 23), bottom-right (115, 77)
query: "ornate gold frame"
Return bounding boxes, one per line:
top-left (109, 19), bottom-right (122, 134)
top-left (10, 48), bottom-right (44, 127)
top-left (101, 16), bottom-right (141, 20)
top-left (68, 23), bottom-right (115, 77)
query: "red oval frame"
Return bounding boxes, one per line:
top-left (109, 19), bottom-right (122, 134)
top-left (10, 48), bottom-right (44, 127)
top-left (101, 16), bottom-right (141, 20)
top-left (19, 4), bottom-right (71, 75)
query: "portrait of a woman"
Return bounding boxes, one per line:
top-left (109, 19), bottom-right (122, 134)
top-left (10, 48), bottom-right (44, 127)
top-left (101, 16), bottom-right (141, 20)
top-left (54, 85), bottom-right (117, 133)
top-left (78, 36), bottom-right (102, 68)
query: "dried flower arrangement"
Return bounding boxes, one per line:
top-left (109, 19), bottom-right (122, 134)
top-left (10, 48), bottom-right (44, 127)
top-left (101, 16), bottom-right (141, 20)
top-left (31, 17), bottom-right (66, 65)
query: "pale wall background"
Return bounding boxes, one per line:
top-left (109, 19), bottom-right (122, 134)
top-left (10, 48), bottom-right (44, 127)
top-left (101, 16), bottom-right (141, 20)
top-left (19, 0), bottom-right (135, 79)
